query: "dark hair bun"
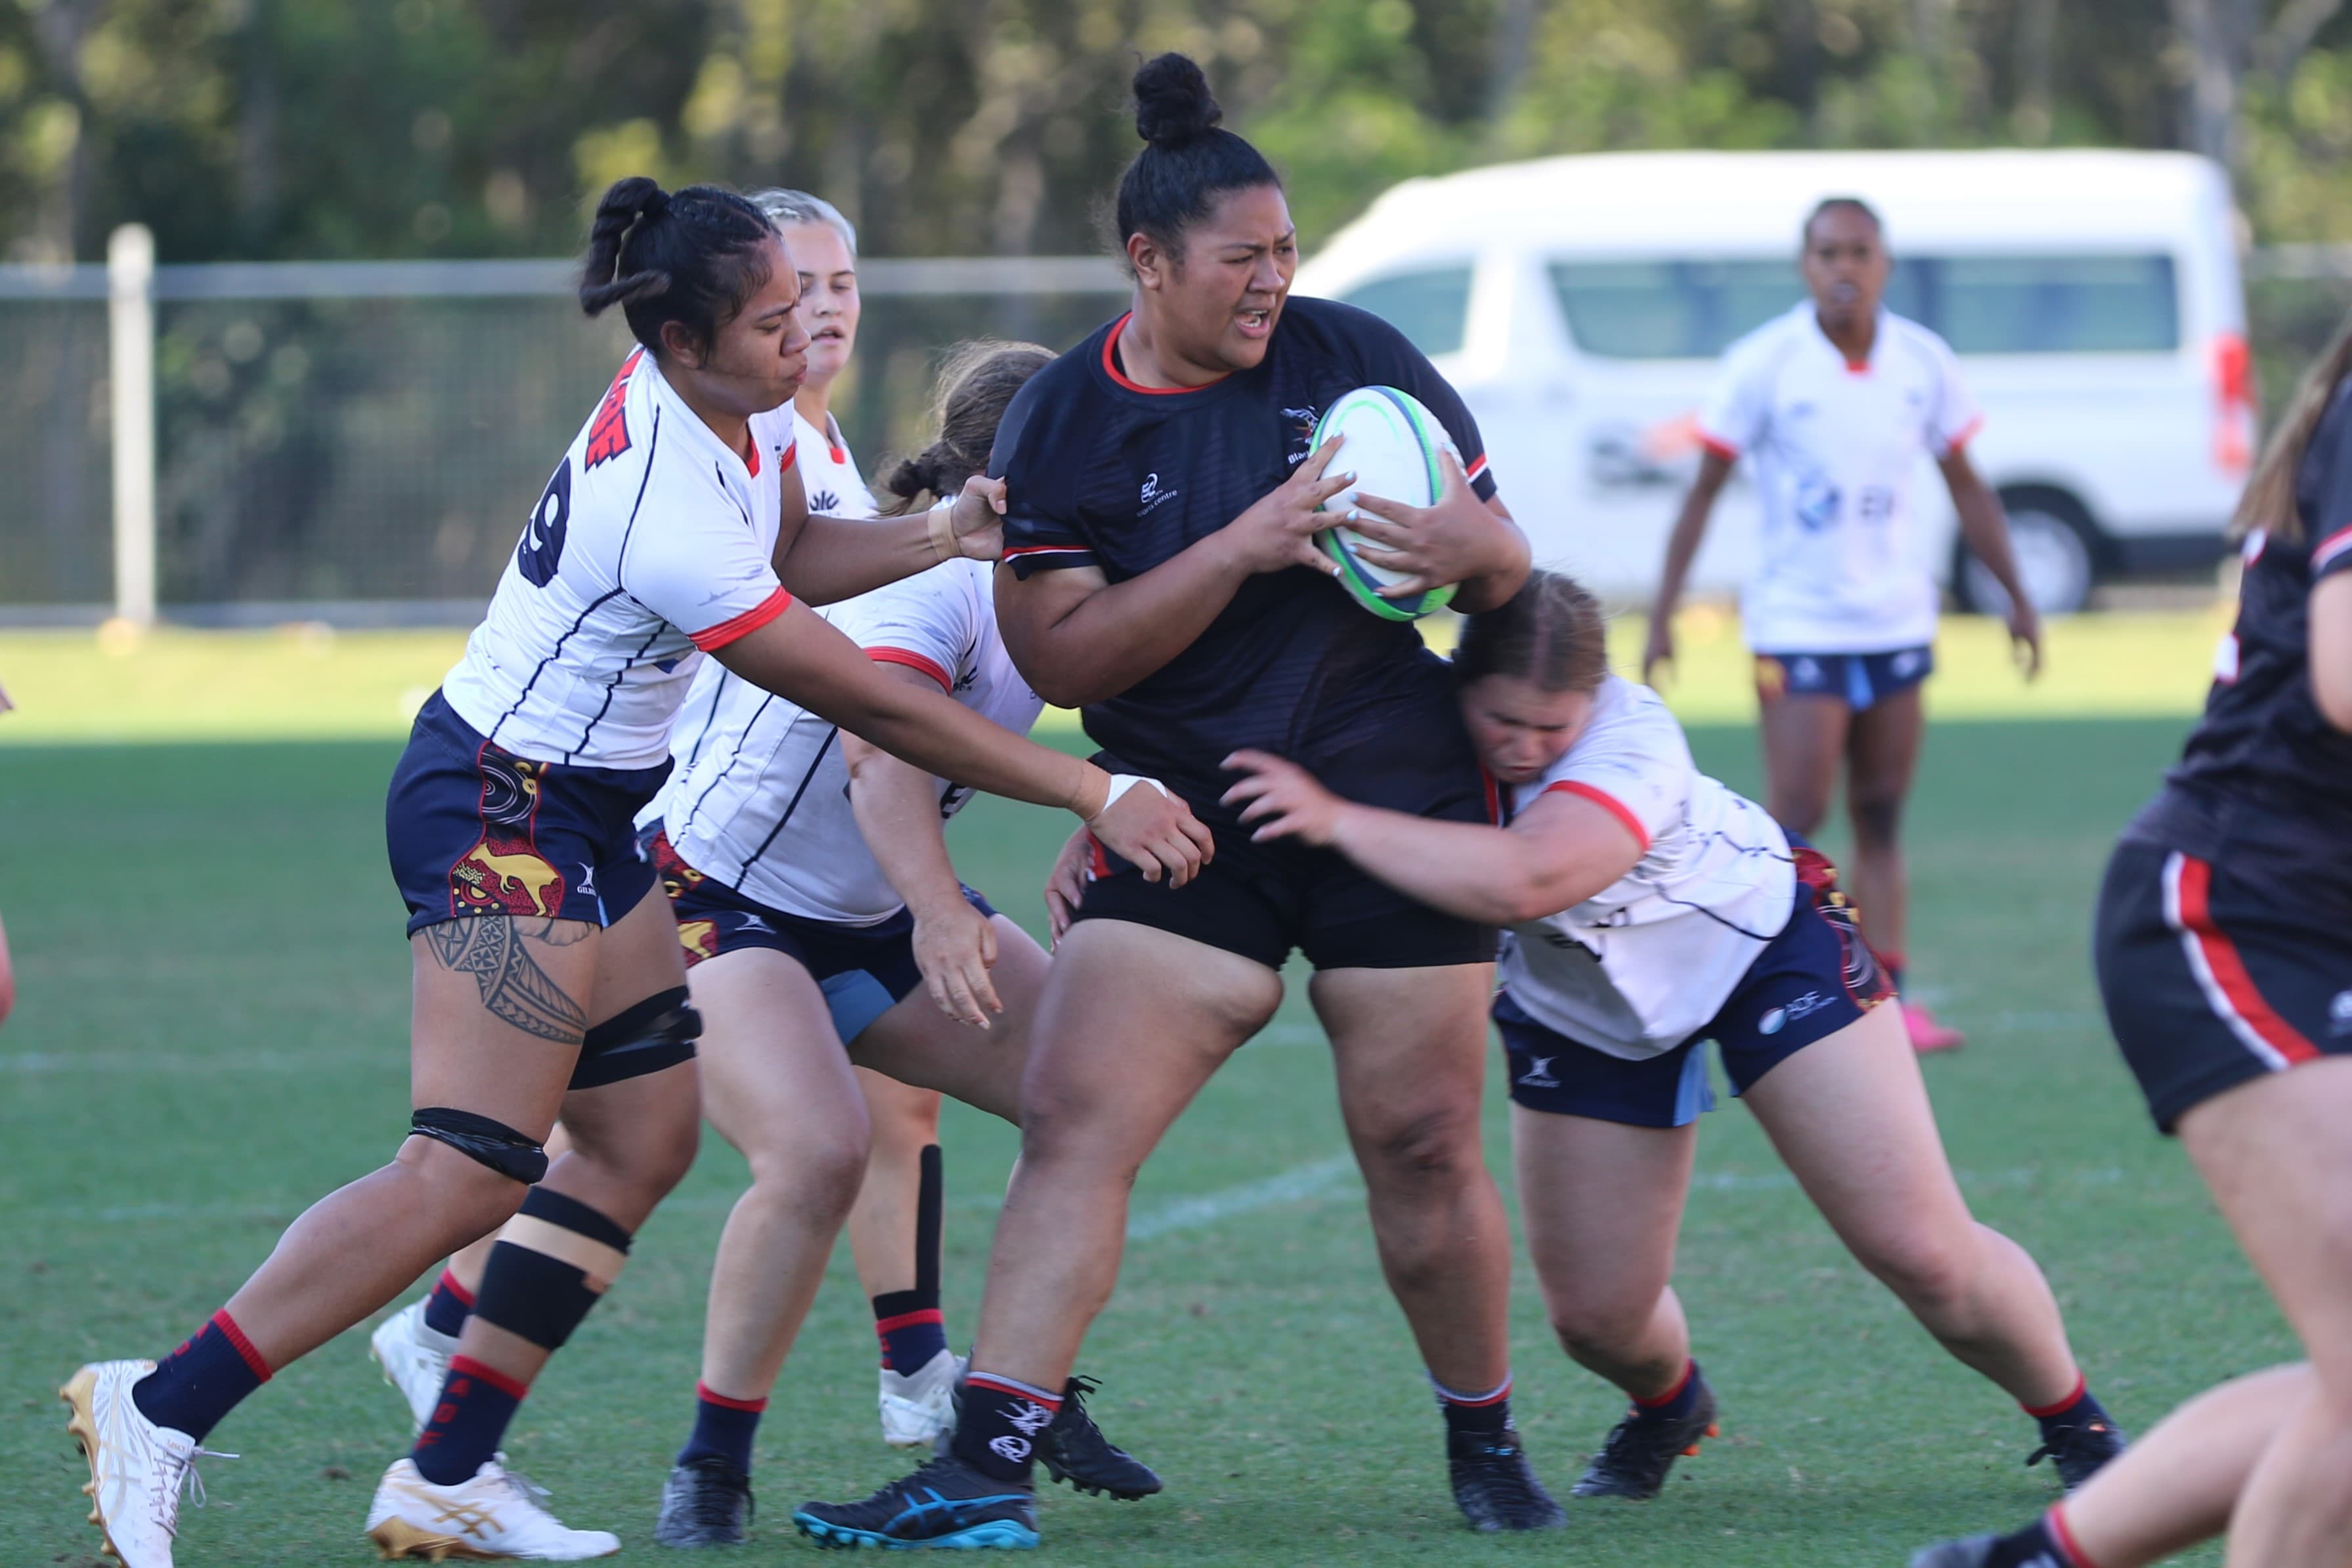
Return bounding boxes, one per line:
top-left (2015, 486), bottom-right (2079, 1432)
top-left (1133, 53), bottom-right (1222, 147)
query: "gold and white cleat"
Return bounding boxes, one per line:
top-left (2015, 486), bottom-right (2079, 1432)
top-left (366, 1457), bottom-right (618, 1560)
top-left (60, 1360), bottom-right (232, 1568)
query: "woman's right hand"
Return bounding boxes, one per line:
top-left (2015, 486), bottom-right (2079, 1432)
top-left (1222, 436), bottom-right (1355, 578)
top-left (1043, 827), bottom-right (1093, 944)
top-left (1640, 614), bottom-right (1676, 687)
top-left (1084, 776), bottom-right (1214, 886)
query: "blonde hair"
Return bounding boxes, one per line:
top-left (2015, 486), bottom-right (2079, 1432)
top-left (2231, 313), bottom-right (2352, 545)
top-left (875, 341), bottom-right (1054, 515)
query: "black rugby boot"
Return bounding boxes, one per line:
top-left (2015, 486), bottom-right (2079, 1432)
top-left (1447, 1425), bottom-right (1567, 1533)
top-left (654, 1455), bottom-right (753, 1548)
top-left (1039, 1376), bottom-right (1162, 1500)
top-left (2026, 1398), bottom-right (2128, 1491)
top-left (1572, 1372), bottom-right (1720, 1500)
top-left (794, 1454), bottom-right (1037, 1550)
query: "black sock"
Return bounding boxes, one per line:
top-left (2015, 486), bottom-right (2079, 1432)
top-left (1983, 1514), bottom-right (2078, 1568)
top-left (950, 1372), bottom-right (1058, 1484)
top-left (677, 1382), bottom-right (765, 1474)
top-left (131, 1310), bottom-right (270, 1442)
top-left (1431, 1372), bottom-right (1514, 1440)
top-left (422, 1269), bottom-right (473, 1339)
top-left (1629, 1360), bottom-right (1702, 1422)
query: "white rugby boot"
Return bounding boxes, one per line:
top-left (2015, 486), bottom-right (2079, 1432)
top-left (876, 1347), bottom-right (965, 1448)
top-left (370, 1297), bottom-right (458, 1431)
top-left (60, 1360), bottom-right (236, 1568)
top-left (366, 1457), bottom-right (619, 1560)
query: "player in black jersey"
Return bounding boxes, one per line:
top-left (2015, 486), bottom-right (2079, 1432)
top-left (796, 54), bottom-right (1551, 1550)
top-left (1911, 323), bottom-right (2352, 1568)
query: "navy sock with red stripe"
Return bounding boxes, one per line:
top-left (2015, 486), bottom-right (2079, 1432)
top-left (132, 1309), bottom-right (271, 1441)
top-left (412, 1356), bottom-right (525, 1485)
top-left (1632, 1361), bottom-right (1702, 1422)
top-left (677, 1383), bottom-right (766, 1474)
top-left (1431, 1372), bottom-right (1515, 1439)
top-left (950, 1371), bottom-right (1060, 1484)
top-left (873, 1289), bottom-right (948, 1375)
top-left (422, 1268), bottom-right (473, 1339)
top-left (2024, 1375), bottom-right (2112, 1444)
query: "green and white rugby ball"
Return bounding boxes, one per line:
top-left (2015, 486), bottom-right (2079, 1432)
top-left (1311, 385), bottom-right (1459, 622)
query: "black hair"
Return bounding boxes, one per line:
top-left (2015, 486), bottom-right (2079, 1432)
top-left (1112, 53), bottom-right (1281, 269)
top-left (877, 340), bottom-right (1055, 516)
top-left (1455, 571), bottom-right (1609, 693)
top-left (1802, 196), bottom-right (1883, 247)
top-left (578, 177), bottom-right (779, 360)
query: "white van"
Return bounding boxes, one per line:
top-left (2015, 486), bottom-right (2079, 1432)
top-left (1294, 150), bottom-right (2253, 612)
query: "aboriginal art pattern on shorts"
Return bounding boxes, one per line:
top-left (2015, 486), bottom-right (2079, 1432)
top-left (446, 741), bottom-right (569, 921)
top-left (1795, 844), bottom-right (1894, 1010)
top-left (645, 829), bottom-right (720, 966)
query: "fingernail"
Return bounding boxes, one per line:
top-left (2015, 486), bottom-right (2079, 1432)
top-left (1347, 508), bottom-right (1362, 521)
top-left (1341, 471), bottom-right (1356, 482)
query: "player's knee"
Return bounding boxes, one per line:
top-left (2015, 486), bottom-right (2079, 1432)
top-left (399, 1129), bottom-right (534, 1238)
top-left (1357, 1102), bottom-right (1481, 1186)
top-left (1548, 1294), bottom-right (1654, 1364)
top-left (1859, 1233), bottom-right (1976, 1318)
top-left (747, 1114), bottom-right (869, 1215)
top-left (1850, 793), bottom-right (1905, 848)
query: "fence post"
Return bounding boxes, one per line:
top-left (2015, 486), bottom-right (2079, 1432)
top-left (107, 223), bottom-right (156, 626)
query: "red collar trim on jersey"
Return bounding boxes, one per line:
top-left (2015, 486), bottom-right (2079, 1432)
top-left (742, 432), bottom-right (761, 477)
top-left (1102, 313), bottom-right (1230, 395)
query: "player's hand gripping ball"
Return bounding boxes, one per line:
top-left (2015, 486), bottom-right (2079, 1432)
top-left (1311, 385), bottom-right (1460, 621)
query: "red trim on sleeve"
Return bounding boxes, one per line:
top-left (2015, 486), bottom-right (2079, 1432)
top-left (1695, 431), bottom-right (1739, 462)
top-left (450, 1354), bottom-right (531, 1401)
top-left (688, 586), bottom-right (795, 653)
top-left (1542, 780), bottom-right (1652, 852)
top-left (1464, 453), bottom-right (1491, 483)
top-left (1944, 413), bottom-right (1985, 454)
top-left (867, 646), bottom-right (953, 693)
top-left (1102, 313), bottom-right (1229, 395)
top-left (2315, 522), bottom-right (2352, 571)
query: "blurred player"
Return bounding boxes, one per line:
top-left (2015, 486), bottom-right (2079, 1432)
top-left (58, 178), bottom-right (1206, 1568)
top-left (0, 681), bottom-right (13, 1028)
top-left (645, 341), bottom-right (1159, 1548)
top-left (797, 54), bottom-right (1547, 1551)
top-left (1911, 315), bottom-right (2352, 1568)
top-left (1226, 571), bottom-right (2125, 1503)
top-left (1644, 196), bottom-right (2044, 1053)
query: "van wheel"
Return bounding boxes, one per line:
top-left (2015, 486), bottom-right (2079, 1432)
top-left (1957, 488), bottom-right (2099, 616)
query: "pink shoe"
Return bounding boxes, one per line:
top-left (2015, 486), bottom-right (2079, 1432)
top-left (1904, 1001), bottom-right (1966, 1053)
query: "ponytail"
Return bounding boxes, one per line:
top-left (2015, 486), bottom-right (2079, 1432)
top-left (578, 177), bottom-right (777, 361)
top-left (875, 340), bottom-right (1055, 515)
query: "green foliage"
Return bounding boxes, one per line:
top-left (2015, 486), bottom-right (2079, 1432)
top-left (4, 0), bottom-right (2349, 265)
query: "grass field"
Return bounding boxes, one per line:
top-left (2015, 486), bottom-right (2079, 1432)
top-left (2, 703), bottom-right (2286, 1565)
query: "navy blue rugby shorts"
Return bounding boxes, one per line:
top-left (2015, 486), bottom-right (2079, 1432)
top-left (1496, 844), bottom-right (1896, 1127)
top-left (1754, 646), bottom-right (1934, 712)
top-left (643, 825), bottom-right (998, 1045)
top-left (386, 691), bottom-right (664, 939)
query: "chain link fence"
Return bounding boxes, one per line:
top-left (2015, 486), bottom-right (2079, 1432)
top-left (6, 245), bottom-right (2352, 624)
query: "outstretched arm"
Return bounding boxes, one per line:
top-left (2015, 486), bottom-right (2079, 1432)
top-left (1941, 448), bottom-right (2044, 678)
top-left (1220, 749), bottom-right (1644, 925)
top-left (1644, 448), bottom-right (1733, 685)
top-left (772, 475), bottom-right (1007, 606)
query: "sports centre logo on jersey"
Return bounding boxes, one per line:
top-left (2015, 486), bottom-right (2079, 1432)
top-left (583, 348), bottom-right (643, 469)
top-left (1138, 471), bottom-right (1180, 515)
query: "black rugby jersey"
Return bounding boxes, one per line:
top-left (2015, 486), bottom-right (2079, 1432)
top-left (990, 296), bottom-right (1500, 812)
top-left (2128, 380), bottom-right (2352, 882)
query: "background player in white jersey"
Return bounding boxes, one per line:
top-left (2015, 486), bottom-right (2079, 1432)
top-left (643, 341), bottom-right (1159, 1548)
top-left (1227, 571), bottom-right (2123, 1504)
top-left (58, 179), bottom-right (1207, 1568)
top-left (1643, 198), bottom-right (2044, 1054)
top-left (751, 186), bottom-right (980, 1454)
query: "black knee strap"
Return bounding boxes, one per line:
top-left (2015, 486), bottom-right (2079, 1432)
top-left (568, 985), bottom-right (701, 1091)
top-left (411, 1106), bottom-right (548, 1185)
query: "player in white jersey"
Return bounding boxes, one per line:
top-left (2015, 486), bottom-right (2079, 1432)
top-left (646, 341), bottom-right (1160, 1545)
top-left (1644, 198), bottom-right (2045, 1054)
top-left (60, 180), bottom-right (1207, 1568)
top-left (1226, 571), bottom-right (2123, 1506)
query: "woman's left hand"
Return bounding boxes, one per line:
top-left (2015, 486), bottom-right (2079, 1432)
top-left (1221, 749), bottom-right (1346, 846)
top-left (1342, 448), bottom-right (1512, 598)
top-left (951, 474), bottom-right (1008, 561)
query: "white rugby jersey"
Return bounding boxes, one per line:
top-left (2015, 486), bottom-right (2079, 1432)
top-left (649, 556), bottom-right (1043, 923)
top-left (793, 406), bottom-right (873, 519)
top-left (1499, 676), bottom-right (1797, 1059)
top-left (441, 348), bottom-right (800, 770)
top-left (1697, 305), bottom-right (1980, 654)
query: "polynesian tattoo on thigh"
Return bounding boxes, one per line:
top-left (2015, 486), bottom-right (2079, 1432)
top-left (425, 917), bottom-right (594, 1043)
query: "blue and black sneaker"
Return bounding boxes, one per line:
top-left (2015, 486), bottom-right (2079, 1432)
top-left (654, 1454), bottom-right (754, 1547)
top-left (1571, 1373), bottom-right (1720, 1500)
top-left (793, 1454), bottom-right (1037, 1551)
top-left (1448, 1427), bottom-right (1567, 1533)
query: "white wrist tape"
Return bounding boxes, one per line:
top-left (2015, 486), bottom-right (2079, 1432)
top-left (1097, 775), bottom-right (1170, 815)
top-left (926, 496), bottom-right (958, 563)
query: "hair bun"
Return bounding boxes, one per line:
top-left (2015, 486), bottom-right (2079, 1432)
top-left (1133, 53), bottom-right (1222, 147)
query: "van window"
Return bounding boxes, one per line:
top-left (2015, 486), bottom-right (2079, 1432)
top-left (1335, 266), bottom-right (1473, 357)
top-left (1546, 254), bottom-right (2175, 359)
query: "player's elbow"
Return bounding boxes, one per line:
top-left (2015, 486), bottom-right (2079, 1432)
top-left (2314, 678), bottom-right (2352, 735)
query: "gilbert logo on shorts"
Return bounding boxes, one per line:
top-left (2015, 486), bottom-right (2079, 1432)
top-left (1759, 991), bottom-right (1831, 1035)
top-left (1517, 1055), bottom-right (1561, 1089)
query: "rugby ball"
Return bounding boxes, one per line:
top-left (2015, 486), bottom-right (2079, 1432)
top-left (1311, 386), bottom-right (1459, 622)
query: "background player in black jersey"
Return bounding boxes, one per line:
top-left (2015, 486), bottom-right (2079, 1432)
top-left (796, 55), bottom-right (1551, 1550)
top-left (1913, 322), bottom-right (2352, 1568)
